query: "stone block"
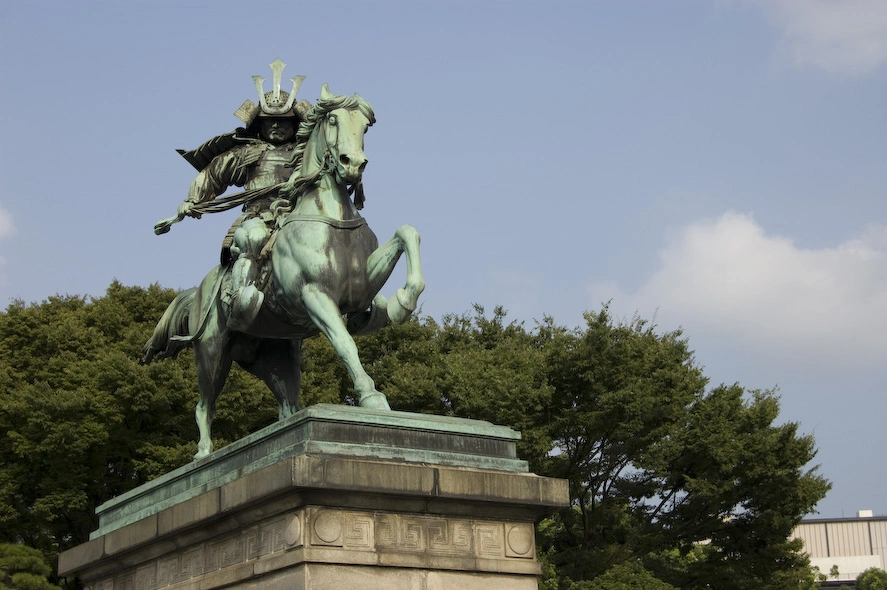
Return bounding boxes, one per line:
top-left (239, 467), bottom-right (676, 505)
top-left (251, 547), bottom-right (304, 576)
top-left (427, 570), bottom-right (539, 590)
top-left (193, 562), bottom-right (255, 589)
top-left (220, 460), bottom-right (294, 512)
top-left (60, 409), bottom-right (569, 589)
top-left (318, 456), bottom-right (434, 494)
top-left (92, 406), bottom-right (529, 538)
top-left (227, 566), bottom-right (307, 590)
top-left (103, 514), bottom-right (158, 556)
top-left (57, 538), bottom-right (103, 576)
top-left (538, 474), bottom-right (571, 506)
top-left (157, 488), bottom-right (220, 535)
top-left (304, 564), bottom-right (427, 590)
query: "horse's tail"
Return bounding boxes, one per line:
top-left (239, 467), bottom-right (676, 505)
top-left (141, 288), bottom-right (197, 364)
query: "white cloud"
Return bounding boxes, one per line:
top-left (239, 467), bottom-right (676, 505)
top-left (754, 0), bottom-right (887, 75)
top-left (593, 212), bottom-right (887, 368)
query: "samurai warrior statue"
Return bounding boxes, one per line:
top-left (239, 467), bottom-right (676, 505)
top-left (162, 59), bottom-right (312, 331)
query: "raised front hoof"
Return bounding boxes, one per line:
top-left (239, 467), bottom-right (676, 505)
top-left (359, 392), bottom-right (391, 411)
top-left (348, 295), bottom-right (391, 336)
top-left (387, 288), bottom-right (417, 324)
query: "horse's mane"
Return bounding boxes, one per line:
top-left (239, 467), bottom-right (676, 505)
top-left (272, 92), bottom-right (375, 220)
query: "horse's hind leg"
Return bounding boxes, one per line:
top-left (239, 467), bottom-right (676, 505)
top-left (239, 339), bottom-right (302, 419)
top-left (193, 335), bottom-right (232, 460)
top-left (301, 284), bottom-right (390, 410)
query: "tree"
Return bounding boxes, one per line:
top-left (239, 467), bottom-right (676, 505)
top-left (535, 307), bottom-right (830, 589)
top-left (0, 284), bottom-right (829, 590)
top-left (857, 568), bottom-right (887, 590)
top-left (352, 305), bottom-right (552, 471)
top-left (0, 283), bottom-right (277, 553)
top-left (0, 543), bottom-right (60, 590)
top-left (537, 307), bottom-right (707, 582)
top-left (575, 561), bottom-right (678, 590)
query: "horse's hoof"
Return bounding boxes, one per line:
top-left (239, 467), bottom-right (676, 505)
top-left (359, 392), bottom-right (391, 411)
top-left (387, 288), bottom-right (416, 324)
top-left (348, 295), bottom-right (391, 335)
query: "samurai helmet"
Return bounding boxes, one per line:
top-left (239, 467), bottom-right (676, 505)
top-left (234, 59), bottom-right (309, 126)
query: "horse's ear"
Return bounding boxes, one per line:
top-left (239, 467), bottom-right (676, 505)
top-left (353, 92), bottom-right (363, 101)
top-left (320, 83), bottom-right (333, 100)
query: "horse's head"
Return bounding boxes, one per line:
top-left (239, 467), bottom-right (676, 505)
top-left (278, 85), bottom-right (375, 211)
top-left (318, 84), bottom-right (374, 186)
top-left (288, 85), bottom-right (375, 191)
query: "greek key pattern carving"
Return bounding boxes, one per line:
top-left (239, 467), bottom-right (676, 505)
top-left (345, 515), bottom-right (373, 547)
top-left (84, 511), bottom-right (535, 590)
top-left (134, 564), bottom-right (157, 590)
top-left (475, 524), bottom-right (503, 557)
top-left (428, 518), bottom-right (471, 554)
top-left (311, 509), bottom-right (525, 559)
top-left (87, 514), bottom-right (297, 590)
top-left (376, 513), bottom-right (423, 550)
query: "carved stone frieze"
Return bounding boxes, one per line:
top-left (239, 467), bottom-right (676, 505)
top-left (85, 509), bottom-right (536, 590)
top-left (86, 515), bottom-right (294, 590)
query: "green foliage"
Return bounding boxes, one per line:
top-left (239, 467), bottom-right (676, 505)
top-left (857, 567), bottom-right (887, 590)
top-left (355, 305), bottom-right (553, 466)
top-left (533, 307), bottom-right (829, 589)
top-left (0, 285), bottom-right (829, 590)
top-left (537, 549), bottom-right (561, 590)
top-left (0, 283), bottom-right (275, 553)
top-left (537, 308), bottom-right (707, 580)
top-left (0, 544), bottom-right (60, 590)
top-left (571, 561), bottom-right (678, 590)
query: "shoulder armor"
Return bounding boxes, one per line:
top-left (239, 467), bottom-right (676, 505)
top-left (177, 129), bottom-right (255, 172)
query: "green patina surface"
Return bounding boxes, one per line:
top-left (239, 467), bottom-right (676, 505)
top-left (146, 62), bottom-right (425, 459)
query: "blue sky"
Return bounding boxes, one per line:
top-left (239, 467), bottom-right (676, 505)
top-left (1, 1), bottom-right (884, 519)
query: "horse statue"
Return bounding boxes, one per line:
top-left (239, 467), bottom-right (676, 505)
top-left (143, 85), bottom-right (425, 459)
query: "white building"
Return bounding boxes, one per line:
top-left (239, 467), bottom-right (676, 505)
top-left (792, 510), bottom-right (887, 585)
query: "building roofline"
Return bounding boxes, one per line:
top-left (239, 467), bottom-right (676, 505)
top-left (800, 515), bottom-right (887, 524)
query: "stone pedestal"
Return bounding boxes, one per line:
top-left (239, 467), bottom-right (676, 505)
top-left (59, 405), bottom-right (569, 589)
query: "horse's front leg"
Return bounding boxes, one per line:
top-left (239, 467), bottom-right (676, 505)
top-left (193, 328), bottom-right (232, 459)
top-left (386, 224), bottom-right (425, 323)
top-left (356, 224), bottom-right (425, 331)
top-left (301, 284), bottom-right (391, 410)
top-left (238, 338), bottom-right (302, 420)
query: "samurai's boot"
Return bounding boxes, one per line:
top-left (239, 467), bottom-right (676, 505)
top-left (226, 255), bottom-right (264, 332)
